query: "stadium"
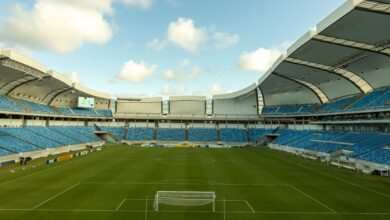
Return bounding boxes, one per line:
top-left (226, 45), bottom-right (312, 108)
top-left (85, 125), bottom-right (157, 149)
top-left (0, 0), bottom-right (389, 219)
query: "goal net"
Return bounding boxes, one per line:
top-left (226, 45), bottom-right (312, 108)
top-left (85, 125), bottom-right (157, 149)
top-left (153, 191), bottom-right (216, 212)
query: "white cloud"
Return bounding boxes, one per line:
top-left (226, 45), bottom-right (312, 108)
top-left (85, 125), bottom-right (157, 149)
top-left (118, 0), bottom-right (153, 9)
top-left (237, 41), bottom-right (292, 73)
top-left (163, 70), bottom-right (184, 80)
top-left (167, 18), bottom-right (207, 52)
top-left (146, 38), bottom-right (167, 51)
top-left (68, 72), bottom-right (80, 83)
top-left (213, 32), bottom-right (239, 49)
top-left (0, 0), bottom-right (114, 53)
top-left (161, 83), bottom-right (187, 95)
top-left (209, 84), bottom-right (224, 95)
top-left (163, 60), bottom-right (200, 81)
top-left (188, 66), bottom-right (200, 79)
top-left (179, 59), bottom-right (191, 68)
top-left (118, 60), bottom-right (157, 83)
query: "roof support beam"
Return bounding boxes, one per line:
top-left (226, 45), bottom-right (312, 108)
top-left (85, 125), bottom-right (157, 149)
top-left (357, 0), bottom-right (390, 15)
top-left (43, 87), bottom-right (74, 105)
top-left (0, 76), bottom-right (37, 95)
top-left (256, 87), bottom-right (265, 115)
top-left (274, 72), bottom-right (330, 104)
top-left (313, 34), bottom-right (390, 56)
top-left (285, 57), bottom-right (373, 94)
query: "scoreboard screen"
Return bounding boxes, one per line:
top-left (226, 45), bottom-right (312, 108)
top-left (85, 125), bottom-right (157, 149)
top-left (78, 97), bottom-right (95, 108)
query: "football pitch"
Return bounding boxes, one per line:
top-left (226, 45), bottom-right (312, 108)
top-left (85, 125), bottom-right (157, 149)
top-left (0, 145), bottom-right (389, 220)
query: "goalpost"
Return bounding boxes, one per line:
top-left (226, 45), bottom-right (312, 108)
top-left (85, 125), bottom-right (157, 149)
top-left (153, 191), bottom-right (216, 212)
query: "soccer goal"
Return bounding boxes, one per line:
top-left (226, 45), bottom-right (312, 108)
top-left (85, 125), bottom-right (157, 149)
top-left (153, 191), bottom-right (216, 212)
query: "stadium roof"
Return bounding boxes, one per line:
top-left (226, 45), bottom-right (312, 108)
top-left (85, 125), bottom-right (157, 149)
top-left (258, 0), bottom-right (390, 106)
top-left (0, 0), bottom-right (389, 107)
top-left (0, 50), bottom-right (111, 106)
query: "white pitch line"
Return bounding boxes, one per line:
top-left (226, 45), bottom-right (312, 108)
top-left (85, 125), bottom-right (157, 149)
top-left (289, 184), bottom-right (337, 213)
top-left (145, 197), bottom-right (148, 220)
top-left (244, 200), bottom-right (255, 213)
top-left (82, 181), bottom-right (289, 187)
top-left (0, 150), bottom-right (104, 188)
top-left (31, 182), bottom-right (81, 210)
top-left (116, 199), bottom-right (126, 211)
top-left (0, 208), bottom-right (389, 215)
top-left (268, 153), bottom-right (390, 199)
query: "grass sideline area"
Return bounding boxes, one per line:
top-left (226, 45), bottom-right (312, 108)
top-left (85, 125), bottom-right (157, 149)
top-left (0, 145), bottom-right (389, 220)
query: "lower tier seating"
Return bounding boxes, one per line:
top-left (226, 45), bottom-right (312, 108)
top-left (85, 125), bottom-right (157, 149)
top-left (188, 128), bottom-right (217, 142)
top-left (100, 127), bottom-right (125, 140)
top-left (220, 128), bottom-right (247, 143)
top-left (272, 129), bottom-right (390, 166)
top-left (126, 127), bottom-right (155, 141)
top-left (248, 129), bottom-right (272, 142)
top-left (157, 128), bottom-right (186, 141)
top-left (0, 126), bottom-right (100, 156)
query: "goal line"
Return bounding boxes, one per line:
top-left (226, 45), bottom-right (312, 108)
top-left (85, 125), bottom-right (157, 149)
top-left (153, 191), bottom-right (216, 212)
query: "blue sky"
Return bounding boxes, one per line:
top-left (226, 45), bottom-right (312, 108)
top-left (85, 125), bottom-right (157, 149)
top-left (0, 0), bottom-right (345, 98)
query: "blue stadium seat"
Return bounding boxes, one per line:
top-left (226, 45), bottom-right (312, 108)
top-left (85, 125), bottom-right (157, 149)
top-left (220, 128), bottom-right (247, 143)
top-left (100, 126), bottom-right (125, 140)
top-left (126, 127), bottom-right (154, 141)
top-left (157, 128), bottom-right (185, 141)
top-left (248, 128), bottom-right (272, 142)
top-left (188, 128), bottom-right (217, 142)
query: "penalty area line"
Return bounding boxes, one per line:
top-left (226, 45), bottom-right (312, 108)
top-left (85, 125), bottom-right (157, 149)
top-left (31, 182), bottom-right (81, 210)
top-left (289, 184), bottom-right (337, 213)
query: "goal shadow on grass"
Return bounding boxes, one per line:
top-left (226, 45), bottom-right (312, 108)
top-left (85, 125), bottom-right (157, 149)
top-left (118, 198), bottom-right (255, 214)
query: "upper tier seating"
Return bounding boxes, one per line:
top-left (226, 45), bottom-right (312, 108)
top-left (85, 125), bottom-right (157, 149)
top-left (0, 95), bottom-right (111, 118)
top-left (347, 88), bottom-right (390, 110)
top-left (0, 96), bottom-right (23, 112)
top-left (262, 87), bottom-right (390, 116)
top-left (72, 108), bottom-right (99, 117)
top-left (220, 128), bottom-right (247, 143)
top-left (126, 127), bottom-right (154, 141)
top-left (188, 128), bottom-right (217, 142)
top-left (18, 99), bottom-right (57, 115)
top-left (262, 104), bottom-right (314, 115)
top-left (96, 110), bottom-right (113, 117)
top-left (316, 96), bottom-right (357, 113)
top-left (157, 128), bottom-right (186, 141)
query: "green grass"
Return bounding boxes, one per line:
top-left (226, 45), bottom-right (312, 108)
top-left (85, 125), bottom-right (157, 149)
top-left (0, 145), bottom-right (389, 220)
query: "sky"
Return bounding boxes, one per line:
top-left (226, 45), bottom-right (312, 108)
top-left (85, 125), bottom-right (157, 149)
top-left (0, 0), bottom-right (346, 98)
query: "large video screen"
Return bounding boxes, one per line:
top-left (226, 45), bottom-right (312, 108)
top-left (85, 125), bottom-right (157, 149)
top-left (78, 97), bottom-right (95, 108)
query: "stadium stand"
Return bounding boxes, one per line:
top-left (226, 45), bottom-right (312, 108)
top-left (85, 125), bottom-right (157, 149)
top-left (126, 127), bottom-right (155, 141)
top-left (262, 87), bottom-right (390, 116)
top-left (271, 129), bottom-right (390, 166)
top-left (100, 127), bottom-right (125, 140)
top-left (357, 147), bottom-right (390, 166)
top-left (0, 95), bottom-right (111, 118)
top-left (0, 128), bottom-right (62, 149)
top-left (0, 130), bottom-right (42, 153)
top-left (316, 96), bottom-right (357, 113)
top-left (157, 128), bottom-right (186, 142)
top-left (188, 128), bottom-right (217, 142)
top-left (220, 128), bottom-right (247, 143)
top-left (0, 126), bottom-right (100, 155)
top-left (248, 128), bottom-right (272, 142)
